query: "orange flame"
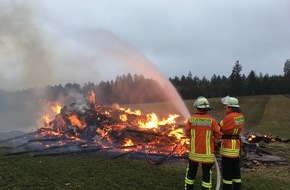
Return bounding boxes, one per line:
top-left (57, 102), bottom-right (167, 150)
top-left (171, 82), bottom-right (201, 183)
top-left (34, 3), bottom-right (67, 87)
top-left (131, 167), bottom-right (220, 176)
top-left (38, 90), bottom-right (190, 156)
top-left (124, 138), bottom-right (134, 146)
top-left (52, 105), bottom-right (62, 114)
top-left (120, 114), bottom-right (127, 122)
top-left (68, 114), bottom-right (86, 130)
top-left (120, 108), bottom-right (142, 116)
top-left (138, 113), bottom-right (179, 129)
top-left (87, 90), bottom-right (96, 104)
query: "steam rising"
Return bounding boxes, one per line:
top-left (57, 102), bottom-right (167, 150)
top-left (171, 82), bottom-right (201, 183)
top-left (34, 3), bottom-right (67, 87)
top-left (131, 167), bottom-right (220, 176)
top-left (0, 1), bottom-right (54, 89)
top-left (0, 1), bottom-right (190, 133)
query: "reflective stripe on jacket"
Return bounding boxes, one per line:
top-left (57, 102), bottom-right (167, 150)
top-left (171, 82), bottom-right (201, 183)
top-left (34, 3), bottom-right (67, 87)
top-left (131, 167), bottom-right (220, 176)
top-left (219, 111), bottom-right (244, 158)
top-left (186, 112), bottom-right (223, 163)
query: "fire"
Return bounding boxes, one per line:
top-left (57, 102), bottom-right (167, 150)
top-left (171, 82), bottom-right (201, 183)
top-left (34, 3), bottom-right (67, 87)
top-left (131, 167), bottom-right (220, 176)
top-left (68, 114), bottom-right (86, 130)
top-left (120, 114), bottom-right (127, 122)
top-left (247, 134), bottom-right (256, 141)
top-left (52, 105), bottom-right (62, 114)
top-left (38, 90), bottom-right (189, 158)
top-left (42, 115), bottom-right (50, 125)
top-left (137, 113), bottom-right (179, 130)
top-left (168, 128), bottom-right (184, 140)
top-left (120, 108), bottom-right (142, 116)
top-left (123, 138), bottom-right (134, 146)
top-left (87, 90), bottom-right (96, 104)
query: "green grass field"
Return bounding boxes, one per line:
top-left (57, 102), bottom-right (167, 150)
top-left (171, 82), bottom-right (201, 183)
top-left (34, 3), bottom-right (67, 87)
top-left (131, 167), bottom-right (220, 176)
top-left (0, 151), bottom-right (289, 190)
top-left (1, 95), bottom-right (290, 190)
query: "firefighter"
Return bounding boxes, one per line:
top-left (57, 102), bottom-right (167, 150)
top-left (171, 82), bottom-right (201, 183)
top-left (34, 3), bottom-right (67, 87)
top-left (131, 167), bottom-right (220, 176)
top-left (185, 96), bottom-right (223, 190)
top-left (219, 96), bottom-right (244, 190)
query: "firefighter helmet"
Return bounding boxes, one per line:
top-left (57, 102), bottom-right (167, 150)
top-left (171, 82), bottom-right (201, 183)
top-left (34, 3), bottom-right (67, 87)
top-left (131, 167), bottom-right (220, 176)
top-left (194, 96), bottom-right (211, 109)
top-left (221, 96), bottom-right (239, 107)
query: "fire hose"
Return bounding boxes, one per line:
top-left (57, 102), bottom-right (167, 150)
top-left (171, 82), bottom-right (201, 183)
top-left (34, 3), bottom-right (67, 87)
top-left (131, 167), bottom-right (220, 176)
top-left (214, 156), bottom-right (221, 190)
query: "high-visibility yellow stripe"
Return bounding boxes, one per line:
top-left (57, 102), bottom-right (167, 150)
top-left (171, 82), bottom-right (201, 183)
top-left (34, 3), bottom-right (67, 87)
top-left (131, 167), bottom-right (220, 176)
top-left (202, 181), bottom-right (212, 188)
top-left (190, 117), bottom-right (212, 126)
top-left (191, 129), bottom-right (195, 153)
top-left (184, 164), bottom-right (195, 186)
top-left (201, 170), bottom-right (213, 188)
top-left (222, 179), bottom-right (233, 184)
top-left (233, 128), bottom-right (238, 135)
top-left (233, 178), bottom-right (242, 183)
top-left (189, 153), bottom-right (214, 163)
top-left (234, 116), bottom-right (244, 125)
top-left (185, 178), bottom-right (194, 184)
top-left (206, 130), bottom-right (211, 155)
top-left (220, 148), bottom-right (240, 157)
top-left (232, 139), bottom-right (236, 149)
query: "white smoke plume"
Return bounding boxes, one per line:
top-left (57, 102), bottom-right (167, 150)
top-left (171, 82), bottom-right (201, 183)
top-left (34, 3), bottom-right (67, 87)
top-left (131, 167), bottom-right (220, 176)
top-left (0, 1), bottom-right (55, 90)
top-left (0, 1), bottom-right (190, 133)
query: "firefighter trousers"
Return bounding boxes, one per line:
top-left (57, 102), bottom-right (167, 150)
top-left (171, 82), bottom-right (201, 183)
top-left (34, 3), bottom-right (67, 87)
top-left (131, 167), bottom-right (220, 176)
top-left (185, 159), bottom-right (214, 190)
top-left (221, 156), bottom-right (241, 190)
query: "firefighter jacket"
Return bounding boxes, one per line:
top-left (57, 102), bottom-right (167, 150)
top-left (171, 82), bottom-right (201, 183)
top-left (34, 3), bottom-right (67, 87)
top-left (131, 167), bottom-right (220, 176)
top-left (185, 111), bottom-right (223, 163)
top-left (219, 110), bottom-right (244, 158)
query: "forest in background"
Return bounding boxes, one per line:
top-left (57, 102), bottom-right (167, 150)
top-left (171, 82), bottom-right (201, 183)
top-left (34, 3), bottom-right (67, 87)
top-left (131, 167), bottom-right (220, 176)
top-left (2, 59), bottom-right (289, 105)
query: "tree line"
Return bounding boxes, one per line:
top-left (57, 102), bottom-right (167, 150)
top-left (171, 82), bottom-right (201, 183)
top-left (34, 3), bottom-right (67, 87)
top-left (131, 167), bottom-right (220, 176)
top-left (1, 59), bottom-right (290, 106)
top-left (170, 60), bottom-right (290, 99)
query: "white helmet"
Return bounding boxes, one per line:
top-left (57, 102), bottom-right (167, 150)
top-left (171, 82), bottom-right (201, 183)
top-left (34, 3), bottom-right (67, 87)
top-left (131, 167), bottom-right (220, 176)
top-left (221, 96), bottom-right (239, 108)
top-left (194, 96), bottom-right (211, 109)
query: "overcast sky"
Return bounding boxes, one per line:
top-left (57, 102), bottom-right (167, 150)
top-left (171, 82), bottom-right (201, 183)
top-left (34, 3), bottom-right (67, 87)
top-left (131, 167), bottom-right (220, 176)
top-left (0, 0), bottom-right (290, 90)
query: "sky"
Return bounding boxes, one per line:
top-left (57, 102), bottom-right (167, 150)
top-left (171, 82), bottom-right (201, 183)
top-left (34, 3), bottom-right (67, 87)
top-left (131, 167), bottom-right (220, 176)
top-left (0, 0), bottom-right (290, 90)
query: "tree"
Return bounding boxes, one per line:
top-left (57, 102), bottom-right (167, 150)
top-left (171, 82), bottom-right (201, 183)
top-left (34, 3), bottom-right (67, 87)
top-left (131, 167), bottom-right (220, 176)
top-left (283, 59), bottom-right (290, 76)
top-left (229, 60), bottom-right (243, 96)
top-left (246, 70), bottom-right (259, 95)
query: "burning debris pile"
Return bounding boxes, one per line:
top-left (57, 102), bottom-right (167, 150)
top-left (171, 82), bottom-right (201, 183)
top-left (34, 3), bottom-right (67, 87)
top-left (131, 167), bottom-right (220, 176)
top-left (0, 91), bottom-right (188, 165)
top-left (0, 91), bottom-right (289, 166)
top-left (237, 133), bottom-right (290, 168)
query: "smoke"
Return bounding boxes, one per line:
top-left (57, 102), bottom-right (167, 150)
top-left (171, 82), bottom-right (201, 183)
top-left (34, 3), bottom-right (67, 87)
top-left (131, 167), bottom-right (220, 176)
top-left (0, 1), bottom-right (55, 90)
top-left (73, 29), bottom-right (190, 118)
top-left (0, 1), bottom-right (190, 133)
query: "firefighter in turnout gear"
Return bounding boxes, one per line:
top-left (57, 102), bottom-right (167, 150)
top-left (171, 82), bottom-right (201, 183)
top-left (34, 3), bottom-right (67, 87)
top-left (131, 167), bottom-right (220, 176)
top-left (220, 96), bottom-right (244, 190)
top-left (185, 96), bottom-right (223, 190)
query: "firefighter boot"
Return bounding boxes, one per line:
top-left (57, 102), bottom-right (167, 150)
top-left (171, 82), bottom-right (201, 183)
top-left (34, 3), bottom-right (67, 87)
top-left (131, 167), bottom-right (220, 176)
top-left (185, 184), bottom-right (194, 190)
top-left (185, 178), bottom-right (194, 190)
top-left (201, 181), bottom-right (212, 190)
top-left (233, 182), bottom-right (241, 190)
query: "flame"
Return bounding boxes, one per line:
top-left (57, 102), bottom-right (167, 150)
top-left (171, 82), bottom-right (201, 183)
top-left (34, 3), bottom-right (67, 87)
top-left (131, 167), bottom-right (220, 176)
top-left (247, 134), bottom-right (256, 141)
top-left (124, 138), bottom-right (134, 146)
top-left (120, 114), bottom-right (127, 122)
top-left (42, 115), bottom-right (50, 125)
top-left (120, 108), bottom-right (142, 116)
top-left (168, 128), bottom-right (184, 140)
top-left (68, 114), bottom-right (86, 130)
top-left (38, 90), bottom-right (190, 157)
top-left (138, 113), bottom-right (179, 129)
top-left (52, 105), bottom-right (62, 114)
top-left (96, 128), bottom-right (107, 138)
top-left (87, 90), bottom-right (96, 104)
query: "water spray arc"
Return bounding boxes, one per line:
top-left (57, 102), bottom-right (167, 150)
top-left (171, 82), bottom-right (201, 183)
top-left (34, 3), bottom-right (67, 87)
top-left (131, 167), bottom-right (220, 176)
top-left (88, 40), bottom-right (221, 187)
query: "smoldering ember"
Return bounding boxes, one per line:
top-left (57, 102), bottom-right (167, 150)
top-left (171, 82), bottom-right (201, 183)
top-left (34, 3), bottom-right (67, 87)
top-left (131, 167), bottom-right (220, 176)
top-left (0, 91), bottom-right (289, 167)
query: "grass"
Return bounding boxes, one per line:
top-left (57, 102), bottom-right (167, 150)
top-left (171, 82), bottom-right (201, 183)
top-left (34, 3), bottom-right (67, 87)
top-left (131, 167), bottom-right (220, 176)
top-left (0, 153), bottom-right (186, 190)
top-left (0, 151), bottom-right (289, 190)
top-left (213, 95), bottom-right (290, 138)
top-left (1, 95), bottom-right (290, 189)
